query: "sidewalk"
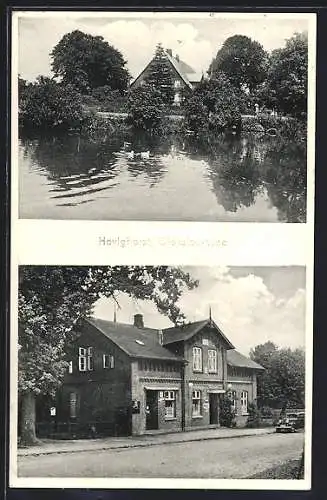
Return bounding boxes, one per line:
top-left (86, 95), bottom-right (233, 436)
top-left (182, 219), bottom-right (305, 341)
top-left (18, 427), bottom-right (275, 457)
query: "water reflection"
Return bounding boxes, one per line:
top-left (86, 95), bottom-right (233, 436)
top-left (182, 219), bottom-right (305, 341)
top-left (19, 131), bottom-right (306, 222)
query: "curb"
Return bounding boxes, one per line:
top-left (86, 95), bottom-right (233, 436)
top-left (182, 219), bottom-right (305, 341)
top-left (18, 429), bottom-right (275, 458)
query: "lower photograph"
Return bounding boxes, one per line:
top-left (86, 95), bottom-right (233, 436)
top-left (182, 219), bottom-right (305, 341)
top-left (15, 265), bottom-right (308, 483)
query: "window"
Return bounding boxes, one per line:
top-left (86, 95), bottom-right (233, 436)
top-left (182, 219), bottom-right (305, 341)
top-left (241, 391), bottom-right (248, 415)
top-left (208, 349), bottom-right (217, 373)
top-left (202, 338), bottom-right (209, 346)
top-left (78, 348), bottom-right (87, 371)
top-left (68, 361), bottom-right (73, 374)
top-left (192, 390), bottom-right (202, 417)
top-left (87, 347), bottom-right (93, 371)
top-left (231, 390), bottom-right (237, 412)
top-left (78, 347), bottom-right (93, 372)
top-left (69, 392), bottom-right (77, 418)
top-left (174, 79), bottom-right (181, 88)
top-left (158, 330), bottom-right (163, 345)
top-left (103, 354), bottom-right (114, 369)
top-left (164, 390), bottom-right (176, 418)
top-left (193, 347), bottom-right (202, 372)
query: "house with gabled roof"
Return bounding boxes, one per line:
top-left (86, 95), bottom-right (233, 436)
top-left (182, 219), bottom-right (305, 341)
top-left (35, 313), bottom-right (264, 438)
top-left (130, 48), bottom-right (203, 106)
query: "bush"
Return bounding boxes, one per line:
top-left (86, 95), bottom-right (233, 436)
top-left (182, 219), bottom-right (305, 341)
top-left (246, 402), bottom-right (262, 428)
top-left (91, 87), bottom-right (127, 113)
top-left (183, 73), bottom-right (243, 136)
top-left (219, 396), bottom-right (236, 427)
top-left (126, 85), bottom-right (166, 134)
top-left (19, 76), bottom-right (86, 132)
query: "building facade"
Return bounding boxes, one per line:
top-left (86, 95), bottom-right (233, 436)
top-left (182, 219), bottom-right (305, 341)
top-left (35, 314), bottom-right (264, 438)
top-left (130, 48), bottom-right (203, 106)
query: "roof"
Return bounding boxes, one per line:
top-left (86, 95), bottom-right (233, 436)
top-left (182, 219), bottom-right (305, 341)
top-left (85, 317), bottom-right (184, 362)
top-left (163, 318), bottom-right (235, 350)
top-left (227, 350), bottom-right (265, 370)
top-left (130, 49), bottom-right (202, 89)
top-left (165, 51), bottom-right (202, 89)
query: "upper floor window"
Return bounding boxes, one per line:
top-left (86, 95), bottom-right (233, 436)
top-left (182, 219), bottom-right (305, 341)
top-left (193, 347), bottom-right (202, 372)
top-left (78, 346), bottom-right (93, 372)
top-left (192, 390), bottom-right (202, 417)
top-left (241, 391), bottom-right (248, 415)
top-left (208, 349), bottom-right (217, 373)
top-left (164, 390), bottom-right (176, 418)
top-left (202, 338), bottom-right (209, 346)
top-left (103, 354), bottom-right (114, 369)
top-left (174, 79), bottom-right (181, 88)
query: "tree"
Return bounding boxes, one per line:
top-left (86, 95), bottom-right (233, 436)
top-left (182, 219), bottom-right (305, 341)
top-left (262, 32), bottom-right (308, 118)
top-left (126, 84), bottom-right (166, 134)
top-left (144, 43), bottom-right (175, 106)
top-left (209, 35), bottom-right (268, 93)
top-left (184, 73), bottom-right (243, 135)
top-left (18, 266), bottom-right (198, 444)
top-left (250, 342), bottom-right (305, 410)
top-left (51, 30), bottom-right (130, 94)
top-left (18, 76), bottom-right (85, 132)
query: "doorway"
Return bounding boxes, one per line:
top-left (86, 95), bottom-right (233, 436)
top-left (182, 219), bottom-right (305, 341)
top-left (209, 393), bottom-right (219, 425)
top-left (145, 390), bottom-right (159, 430)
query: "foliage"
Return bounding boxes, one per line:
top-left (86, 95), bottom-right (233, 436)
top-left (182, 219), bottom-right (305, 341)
top-left (126, 84), bottom-right (167, 134)
top-left (91, 87), bottom-right (128, 112)
top-left (209, 35), bottom-right (268, 93)
top-left (246, 401), bottom-right (262, 428)
top-left (144, 43), bottom-right (175, 106)
top-left (250, 342), bottom-right (305, 409)
top-left (51, 30), bottom-right (130, 94)
top-left (258, 32), bottom-right (308, 119)
top-left (183, 73), bottom-right (243, 135)
top-left (219, 395), bottom-right (236, 427)
top-left (18, 76), bottom-right (86, 132)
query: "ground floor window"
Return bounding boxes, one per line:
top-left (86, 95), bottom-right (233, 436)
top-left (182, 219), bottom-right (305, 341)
top-left (240, 391), bottom-right (248, 415)
top-left (69, 392), bottom-right (78, 418)
top-left (164, 390), bottom-right (176, 418)
top-left (192, 390), bottom-right (202, 417)
top-left (231, 390), bottom-right (237, 413)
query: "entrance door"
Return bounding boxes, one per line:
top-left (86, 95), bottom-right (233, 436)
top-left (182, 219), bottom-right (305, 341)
top-left (209, 393), bottom-right (219, 425)
top-left (145, 390), bottom-right (158, 430)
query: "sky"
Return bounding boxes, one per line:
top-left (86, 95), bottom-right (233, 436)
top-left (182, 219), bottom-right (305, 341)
top-left (16, 12), bottom-right (309, 82)
top-left (93, 266), bottom-right (306, 356)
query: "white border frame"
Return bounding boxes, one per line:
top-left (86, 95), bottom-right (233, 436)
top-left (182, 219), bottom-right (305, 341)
top-left (10, 10), bottom-right (316, 490)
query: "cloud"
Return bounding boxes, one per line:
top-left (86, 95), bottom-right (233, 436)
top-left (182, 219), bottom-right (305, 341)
top-left (93, 267), bottom-right (306, 355)
top-left (17, 14), bottom-right (309, 82)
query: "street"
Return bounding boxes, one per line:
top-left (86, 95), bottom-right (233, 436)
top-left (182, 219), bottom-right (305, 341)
top-left (18, 432), bottom-right (304, 479)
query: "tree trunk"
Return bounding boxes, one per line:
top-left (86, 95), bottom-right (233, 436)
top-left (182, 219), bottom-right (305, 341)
top-left (20, 391), bottom-right (38, 446)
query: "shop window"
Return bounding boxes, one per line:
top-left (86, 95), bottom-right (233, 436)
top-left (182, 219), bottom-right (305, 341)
top-left (193, 347), bottom-right (202, 372)
top-left (164, 390), bottom-right (176, 418)
top-left (208, 349), bottom-right (217, 373)
top-left (192, 390), bottom-right (202, 417)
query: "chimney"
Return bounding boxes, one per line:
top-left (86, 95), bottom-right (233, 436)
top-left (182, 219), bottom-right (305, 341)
top-left (158, 329), bottom-right (163, 345)
top-left (176, 54), bottom-right (180, 62)
top-left (134, 314), bottom-right (144, 328)
top-left (166, 48), bottom-right (172, 57)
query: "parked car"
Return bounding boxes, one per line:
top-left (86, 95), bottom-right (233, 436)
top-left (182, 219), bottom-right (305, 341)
top-left (276, 411), bottom-right (305, 433)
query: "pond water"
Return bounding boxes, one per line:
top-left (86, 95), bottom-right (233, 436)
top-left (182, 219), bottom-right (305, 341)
top-left (19, 132), bottom-right (306, 222)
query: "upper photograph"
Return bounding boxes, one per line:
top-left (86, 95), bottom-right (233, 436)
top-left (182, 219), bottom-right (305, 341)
top-left (15, 12), bottom-right (315, 222)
